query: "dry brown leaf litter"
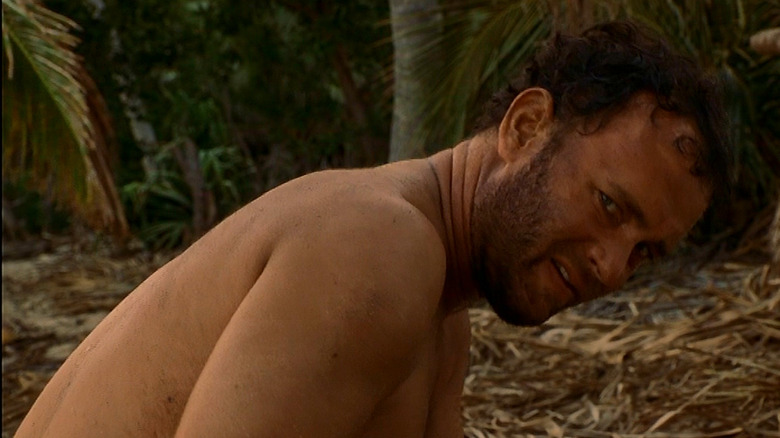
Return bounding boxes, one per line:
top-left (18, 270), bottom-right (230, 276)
top-left (463, 258), bottom-right (779, 437)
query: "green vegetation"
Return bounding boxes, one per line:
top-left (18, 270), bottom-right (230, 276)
top-left (4, 0), bottom-right (392, 247)
top-left (2, 0), bottom-right (127, 238)
top-left (3, 0), bottom-right (777, 249)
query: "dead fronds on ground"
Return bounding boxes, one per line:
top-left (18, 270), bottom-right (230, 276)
top-left (463, 253), bottom-right (780, 437)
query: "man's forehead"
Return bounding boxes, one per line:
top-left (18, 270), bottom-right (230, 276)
top-left (600, 92), bottom-right (704, 167)
top-left (558, 91), bottom-right (712, 238)
top-left (561, 91), bottom-right (702, 146)
top-left (648, 104), bottom-right (703, 151)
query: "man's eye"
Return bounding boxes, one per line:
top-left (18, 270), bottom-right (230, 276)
top-left (599, 192), bottom-right (618, 214)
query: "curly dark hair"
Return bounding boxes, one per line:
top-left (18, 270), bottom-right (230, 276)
top-left (475, 20), bottom-right (733, 199)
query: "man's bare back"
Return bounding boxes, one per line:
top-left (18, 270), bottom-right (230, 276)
top-left (16, 157), bottom-right (472, 437)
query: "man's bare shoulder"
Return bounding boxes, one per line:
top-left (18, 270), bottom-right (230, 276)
top-left (172, 168), bottom-right (450, 436)
top-left (266, 167), bottom-right (448, 321)
top-left (256, 167), bottom-right (446, 278)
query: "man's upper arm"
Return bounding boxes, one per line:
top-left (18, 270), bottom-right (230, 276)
top-left (174, 201), bottom-right (446, 437)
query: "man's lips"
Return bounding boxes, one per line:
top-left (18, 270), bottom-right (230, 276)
top-left (552, 258), bottom-right (580, 302)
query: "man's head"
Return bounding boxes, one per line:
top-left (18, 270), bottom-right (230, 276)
top-left (475, 20), bottom-right (733, 200)
top-left (471, 21), bottom-right (733, 326)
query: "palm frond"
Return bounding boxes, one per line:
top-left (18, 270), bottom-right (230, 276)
top-left (398, 1), bottom-right (543, 155)
top-left (2, 0), bottom-right (128, 239)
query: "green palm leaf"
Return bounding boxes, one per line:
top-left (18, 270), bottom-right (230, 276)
top-left (2, 0), bottom-right (128, 239)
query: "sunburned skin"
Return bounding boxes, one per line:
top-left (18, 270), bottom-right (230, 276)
top-left (15, 89), bottom-right (710, 438)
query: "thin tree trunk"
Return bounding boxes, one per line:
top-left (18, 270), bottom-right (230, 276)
top-left (217, 89), bottom-right (263, 195)
top-left (332, 44), bottom-right (383, 165)
top-left (172, 138), bottom-right (216, 240)
top-left (389, 0), bottom-right (443, 161)
top-left (333, 45), bottom-right (368, 128)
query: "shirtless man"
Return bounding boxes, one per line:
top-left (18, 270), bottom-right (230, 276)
top-left (16, 21), bottom-right (732, 437)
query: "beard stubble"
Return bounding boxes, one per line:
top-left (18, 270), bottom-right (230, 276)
top-left (471, 141), bottom-right (559, 326)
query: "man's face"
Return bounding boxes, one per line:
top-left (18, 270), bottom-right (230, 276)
top-left (472, 93), bottom-right (711, 326)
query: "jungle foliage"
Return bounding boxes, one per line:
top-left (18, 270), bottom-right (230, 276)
top-left (2, 0), bottom-right (778, 249)
top-left (4, 0), bottom-right (392, 247)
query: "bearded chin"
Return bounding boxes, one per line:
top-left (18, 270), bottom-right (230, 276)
top-left (473, 228), bottom-right (550, 327)
top-left (470, 142), bottom-right (556, 326)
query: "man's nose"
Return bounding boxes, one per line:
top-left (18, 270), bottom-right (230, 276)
top-left (587, 237), bottom-right (634, 291)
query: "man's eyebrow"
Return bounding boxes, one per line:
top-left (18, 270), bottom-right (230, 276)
top-left (607, 181), bottom-right (673, 256)
top-left (607, 180), bottom-right (647, 228)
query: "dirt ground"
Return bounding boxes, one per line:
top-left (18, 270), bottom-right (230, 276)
top-left (1, 241), bottom-right (177, 437)
top-left (2, 238), bottom-right (779, 437)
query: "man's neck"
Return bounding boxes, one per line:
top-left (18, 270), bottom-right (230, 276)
top-left (426, 134), bottom-right (498, 313)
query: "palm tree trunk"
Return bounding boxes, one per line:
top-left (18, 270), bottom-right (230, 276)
top-left (389, 0), bottom-right (443, 161)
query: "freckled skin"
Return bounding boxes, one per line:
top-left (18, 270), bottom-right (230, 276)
top-left (15, 90), bottom-right (710, 437)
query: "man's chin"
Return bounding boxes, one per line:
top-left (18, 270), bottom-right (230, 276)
top-left (486, 298), bottom-right (556, 327)
top-left (477, 267), bottom-right (562, 326)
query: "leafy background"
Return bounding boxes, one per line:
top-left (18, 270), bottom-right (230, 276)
top-left (3, 0), bottom-right (778, 249)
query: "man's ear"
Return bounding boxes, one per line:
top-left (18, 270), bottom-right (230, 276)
top-left (497, 88), bottom-right (555, 163)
